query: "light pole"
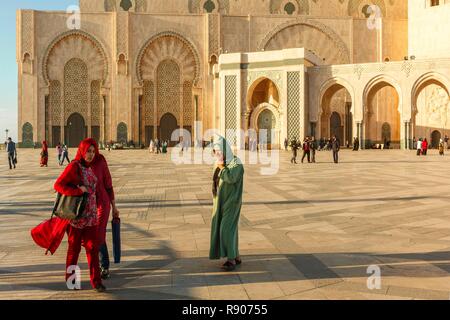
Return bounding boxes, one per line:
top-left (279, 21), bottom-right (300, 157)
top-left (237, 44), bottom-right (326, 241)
top-left (5, 129), bottom-right (8, 141)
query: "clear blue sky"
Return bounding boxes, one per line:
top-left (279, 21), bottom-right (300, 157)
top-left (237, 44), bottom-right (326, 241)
top-left (0, 0), bottom-right (78, 142)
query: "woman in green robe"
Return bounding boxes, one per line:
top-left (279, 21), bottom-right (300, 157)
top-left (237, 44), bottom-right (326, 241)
top-left (209, 135), bottom-right (244, 271)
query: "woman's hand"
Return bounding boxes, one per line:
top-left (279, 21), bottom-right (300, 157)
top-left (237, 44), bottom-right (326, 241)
top-left (79, 185), bottom-right (88, 193)
top-left (112, 206), bottom-right (120, 218)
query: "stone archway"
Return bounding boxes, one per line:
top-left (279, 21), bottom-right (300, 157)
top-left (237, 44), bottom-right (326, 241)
top-left (137, 32), bottom-right (200, 145)
top-left (43, 30), bottom-right (108, 146)
top-left (431, 130), bottom-right (441, 149)
top-left (247, 78), bottom-right (281, 149)
top-left (66, 113), bottom-right (86, 148)
top-left (250, 103), bottom-right (281, 150)
top-left (363, 76), bottom-right (402, 149)
top-left (258, 18), bottom-right (351, 64)
top-left (21, 122), bottom-right (34, 148)
top-left (411, 73), bottom-right (450, 145)
top-left (319, 81), bottom-right (353, 145)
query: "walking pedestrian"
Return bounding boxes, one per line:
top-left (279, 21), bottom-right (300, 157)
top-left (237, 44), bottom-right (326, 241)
top-left (331, 135), bottom-right (340, 164)
top-left (40, 141), bottom-right (49, 167)
top-left (417, 138), bottom-right (422, 156)
top-left (54, 138), bottom-right (105, 292)
top-left (149, 139), bottom-right (154, 153)
top-left (60, 144), bottom-right (70, 165)
top-left (301, 137), bottom-right (311, 163)
top-left (87, 138), bottom-right (120, 280)
top-left (6, 137), bottom-right (17, 170)
top-left (210, 135), bottom-right (244, 271)
top-left (284, 138), bottom-right (288, 151)
top-left (56, 142), bottom-right (62, 164)
top-left (290, 138), bottom-right (299, 164)
top-left (439, 139), bottom-right (445, 156)
top-left (422, 138), bottom-right (428, 156)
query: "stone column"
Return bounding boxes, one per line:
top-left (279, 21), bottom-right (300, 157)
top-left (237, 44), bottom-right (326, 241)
top-left (310, 122), bottom-right (316, 138)
top-left (101, 95), bottom-right (105, 144)
top-left (357, 122), bottom-right (364, 150)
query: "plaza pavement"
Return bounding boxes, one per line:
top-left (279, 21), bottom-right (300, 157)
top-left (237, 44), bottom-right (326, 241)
top-left (1, 147), bottom-right (450, 300)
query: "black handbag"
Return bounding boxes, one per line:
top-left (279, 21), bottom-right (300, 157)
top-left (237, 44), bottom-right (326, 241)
top-left (52, 162), bottom-right (88, 220)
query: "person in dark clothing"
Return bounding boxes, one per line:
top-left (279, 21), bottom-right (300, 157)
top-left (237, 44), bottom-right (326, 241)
top-left (6, 138), bottom-right (17, 169)
top-left (284, 138), bottom-right (288, 151)
top-left (290, 139), bottom-right (299, 164)
top-left (301, 137), bottom-right (311, 163)
top-left (331, 135), bottom-right (340, 164)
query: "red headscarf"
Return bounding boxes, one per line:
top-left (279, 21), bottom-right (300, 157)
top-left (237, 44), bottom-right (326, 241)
top-left (42, 141), bottom-right (48, 152)
top-left (74, 138), bottom-right (99, 167)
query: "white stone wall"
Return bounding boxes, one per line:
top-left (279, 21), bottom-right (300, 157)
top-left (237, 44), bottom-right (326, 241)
top-left (409, 0), bottom-right (450, 59)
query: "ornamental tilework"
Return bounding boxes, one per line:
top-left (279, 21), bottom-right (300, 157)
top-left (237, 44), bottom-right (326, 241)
top-left (157, 60), bottom-right (181, 122)
top-left (64, 58), bottom-right (88, 122)
top-left (225, 75), bottom-right (238, 145)
top-left (287, 71), bottom-right (301, 141)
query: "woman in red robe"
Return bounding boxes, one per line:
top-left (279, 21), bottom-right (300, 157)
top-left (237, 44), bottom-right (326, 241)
top-left (89, 140), bottom-right (120, 279)
top-left (40, 141), bottom-right (48, 167)
top-left (54, 138), bottom-right (105, 292)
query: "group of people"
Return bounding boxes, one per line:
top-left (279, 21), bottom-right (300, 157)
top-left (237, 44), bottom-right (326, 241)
top-left (148, 139), bottom-right (169, 154)
top-left (414, 138), bottom-right (429, 156)
top-left (54, 143), bottom-right (71, 166)
top-left (35, 135), bottom-right (243, 293)
top-left (288, 136), bottom-right (341, 164)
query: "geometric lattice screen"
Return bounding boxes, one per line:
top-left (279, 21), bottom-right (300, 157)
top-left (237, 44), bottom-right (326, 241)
top-left (287, 71), bottom-right (301, 141)
top-left (224, 75), bottom-right (238, 146)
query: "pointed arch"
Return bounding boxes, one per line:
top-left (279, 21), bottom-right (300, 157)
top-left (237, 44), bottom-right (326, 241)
top-left (136, 31), bottom-right (201, 86)
top-left (42, 30), bottom-right (109, 85)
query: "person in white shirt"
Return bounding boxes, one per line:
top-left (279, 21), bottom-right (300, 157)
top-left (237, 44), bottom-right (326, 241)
top-left (416, 138), bottom-right (423, 156)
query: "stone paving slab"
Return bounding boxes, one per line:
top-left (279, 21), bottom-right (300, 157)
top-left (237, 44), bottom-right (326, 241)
top-left (1, 148), bottom-right (450, 299)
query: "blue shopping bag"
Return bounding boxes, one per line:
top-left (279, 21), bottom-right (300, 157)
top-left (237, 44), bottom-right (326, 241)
top-left (112, 217), bottom-right (121, 263)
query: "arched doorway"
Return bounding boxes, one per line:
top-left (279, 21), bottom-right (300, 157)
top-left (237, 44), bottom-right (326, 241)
top-left (257, 109), bottom-right (277, 149)
top-left (66, 113), bottom-right (86, 147)
top-left (381, 122), bottom-right (391, 146)
top-left (247, 78), bottom-right (281, 149)
top-left (320, 83), bottom-right (353, 145)
top-left (137, 32), bottom-right (200, 147)
top-left (431, 130), bottom-right (441, 149)
top-left (117, 122), bottom-right (128, 144)
top-left (330, 112), bottom-right (343, 144)
top-left (159, 113), bottom-right (178, 146)
top-left (364, 80), bottom-right (401, 149)
top-left (412, 76), bottom-right (450, 146)
top-left (21, 122), bottom-right (34, 148)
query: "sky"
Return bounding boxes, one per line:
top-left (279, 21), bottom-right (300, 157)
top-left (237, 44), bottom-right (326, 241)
top-left (0, 0), bottom-right (77, 142)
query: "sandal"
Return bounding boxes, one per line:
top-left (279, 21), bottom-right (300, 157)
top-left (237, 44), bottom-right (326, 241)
top-left (221, 261), bottom-right (236, 271)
